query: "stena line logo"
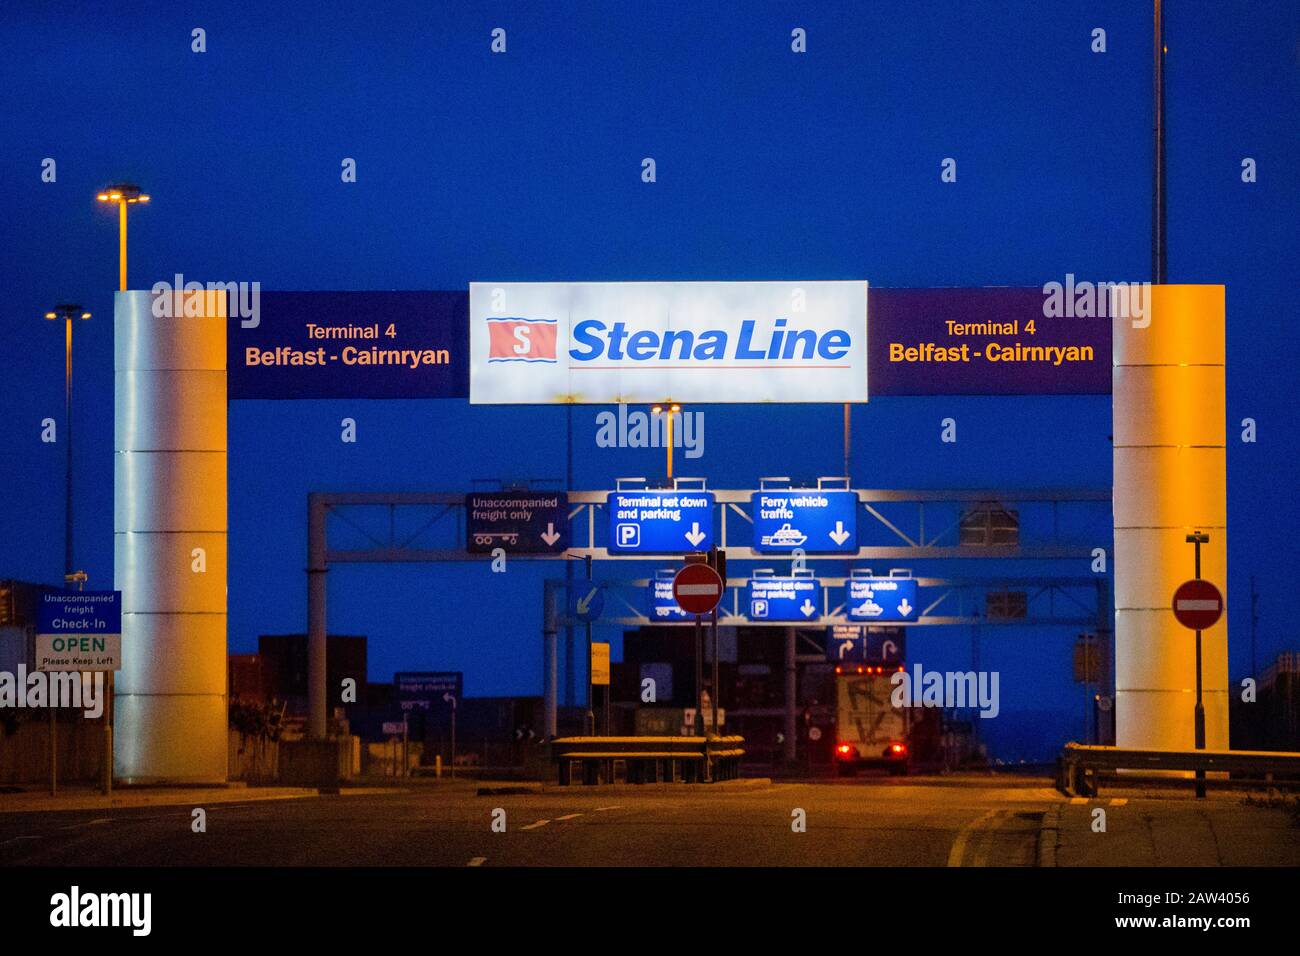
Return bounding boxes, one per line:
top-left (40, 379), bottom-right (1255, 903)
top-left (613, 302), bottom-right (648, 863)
top-left (568, 317), bottom-right (851, 365)
top-left (469, 281), bottom-right (869, 405)
top-left (487, 317), bottom-right (558, 363)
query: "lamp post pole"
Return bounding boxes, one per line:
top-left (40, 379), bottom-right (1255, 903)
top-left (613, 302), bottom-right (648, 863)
top-left (653, 404), bottom-right (681, 480)
top-left (44, 306), bottom-right (90, 577)
top-left (97, 184), bottom-right (150, 291)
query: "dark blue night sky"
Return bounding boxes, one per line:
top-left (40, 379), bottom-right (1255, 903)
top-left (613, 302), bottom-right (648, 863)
top-left (2, 2), bottom-right (1296, 758)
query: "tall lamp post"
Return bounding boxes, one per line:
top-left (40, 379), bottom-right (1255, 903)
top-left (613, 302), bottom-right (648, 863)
top-left (43, 304), bottom-right (90, 796)
top-left (97, 184), bottom-right (150, 291)
top-left (651, 403), bottom-right (681, 479)
top-left (44, 305), bottom-right (91, 578)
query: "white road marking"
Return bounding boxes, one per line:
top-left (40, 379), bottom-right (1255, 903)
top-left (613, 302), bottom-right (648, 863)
top-left (59, 818), bottom-right (112, 831)
top-left (969, 811), bottom-right (1009, 868)
top-left (467, 856), bottom-right (486, 867)
top-left (521, 819), bottom-right (550, 830)
top-left (947, 809), bottom-right (998, 867)
top-left (556, 813), bottom-right (583, 821)
top-left (0, 835), bottom-right (41, 847)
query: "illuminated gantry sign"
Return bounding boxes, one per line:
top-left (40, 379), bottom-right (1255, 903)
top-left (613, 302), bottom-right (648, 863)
top-left (826, 625), bottom-right (906, 664)
top-left (469, 281), bottom-right (869, 404)
top-left (465, 491), bottom-right (569, 553)
top-left (844, 572), bottom-right (919, 622)
top-left (607, 489), bottom-right (715, 554)
top-left (751, 489), bottom-right (858, 553)
top-left (648, 570), bottom-right (693, 622)
top-left (226, 286), bottom-right (1112, 401)
top-left (747, 572), bottom-right (821, 622)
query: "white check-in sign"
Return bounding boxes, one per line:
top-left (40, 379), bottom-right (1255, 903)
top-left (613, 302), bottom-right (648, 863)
top-left (469, 281), bottom-right (868, 404)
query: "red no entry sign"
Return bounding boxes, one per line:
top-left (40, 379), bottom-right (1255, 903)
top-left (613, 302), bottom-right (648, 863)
top-left (673, 563), bottom-right (724, 616)
top-left (1172, 578), bottom-right (1223, 630)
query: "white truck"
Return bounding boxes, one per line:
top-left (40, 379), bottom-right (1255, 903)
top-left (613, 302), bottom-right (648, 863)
top-left (833, 666), bottom-right (910, 776)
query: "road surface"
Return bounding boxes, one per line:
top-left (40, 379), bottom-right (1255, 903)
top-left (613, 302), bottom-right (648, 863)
top-left (2, 775), bottom-right (1296, 867)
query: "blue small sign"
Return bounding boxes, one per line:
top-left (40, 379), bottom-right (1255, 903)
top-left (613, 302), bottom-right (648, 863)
top-left (36, 590), bottom-right (121, 637)
top-left (751, 490), bottom-right (858, 553)
top-left (827, 625), bottom-right (867, 662)
top-left (648, 574), bottom-right (692, 623)
top-left (467, 492), bottom-right (569, 554)
top-left (827, 626), bottom-right (906, 664)
top-left (395, 672), bottom-right (462, 713)
top-left (845, 577), bottom-right (919, 622)
top-left (747, 576), bottom-right (821, 622)
top-left (570, 583), bottom-right (604, 623)
top-left (607, 490), bottom-right (715, 554)
top-left (866, 628), bottom-right (906, 664)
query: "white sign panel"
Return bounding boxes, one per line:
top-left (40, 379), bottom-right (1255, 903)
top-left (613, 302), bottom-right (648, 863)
top-left (469, 281), bottom-right (868, 404)
top-left (35, 634), bottom-right (122, 672)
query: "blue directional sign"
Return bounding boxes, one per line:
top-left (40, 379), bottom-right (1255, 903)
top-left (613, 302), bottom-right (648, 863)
top-left (866, 627), bottom-right (906, 664)
top-left (36, 590), bottom-right (121, 637)
top-left (845, 577), bottom-right (919, 622)
top-left (607, 490), bottom-right (714, 554)
top-left (826, 625), bottom-right (907, 664)
top-left (466, 492), bottom-right (569, 554)
top-left (648, 573), bottom-right (692, 623)
top-left (751, 490), bottom-right (858, 553)
top-left (395, 672), bottom-right (462, 714)
top-left (747, 576), bottom-right (821, 622)
top-left (570, 583), bottom-right (604, 623)
top-left (827, 625), bottom-right (868, 663)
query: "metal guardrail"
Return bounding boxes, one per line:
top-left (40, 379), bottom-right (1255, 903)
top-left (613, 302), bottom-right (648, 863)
top-left (551, 735), bottom-right (745, 785)
top-left (1057, 742), bottom-right (1300, 796)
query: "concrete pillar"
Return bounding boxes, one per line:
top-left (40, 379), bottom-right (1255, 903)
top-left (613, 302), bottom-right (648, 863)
top-left (1113, 285), bottom-right (1227, 751)
top-left (114, 289), bottom-right (228, 782)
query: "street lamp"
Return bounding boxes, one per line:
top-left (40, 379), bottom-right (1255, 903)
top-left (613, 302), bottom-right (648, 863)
top-left (96, 183), bottom-right (150, 291)
top-left (651, 403), bottom-right (682, 479)
top-left (43, 305), bottom-right (91, 578)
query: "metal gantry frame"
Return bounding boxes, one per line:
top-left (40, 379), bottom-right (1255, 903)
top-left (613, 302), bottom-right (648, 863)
top-left (306, 487), bottom-right (1112, 739)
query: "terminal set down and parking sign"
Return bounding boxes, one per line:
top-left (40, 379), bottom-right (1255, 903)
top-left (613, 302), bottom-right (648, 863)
top-left (607, 490), bottom-right (714, 554)
top-left (747, 576), bottom-right (820, 621)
